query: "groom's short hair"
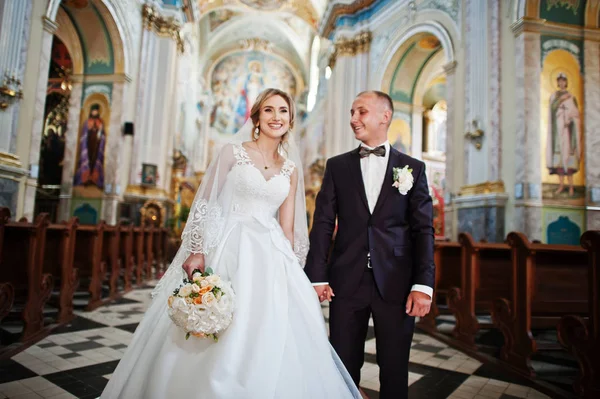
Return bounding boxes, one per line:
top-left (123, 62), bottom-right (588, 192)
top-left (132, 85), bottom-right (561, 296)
top-left (357, 90), bottom-right (394, 114)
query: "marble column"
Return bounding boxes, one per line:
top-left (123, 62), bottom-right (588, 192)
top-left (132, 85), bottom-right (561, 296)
top-left (101, 81), bottom-right (126, 224)
top-left (0, 0), bottom-right (32, 216)
top-left (57, 81), bottom-right (83, 221)
top-left (324, 31), bottom-right (371, 159)
top-left (455, 0), bottom-right (508, 242)
top-left (513, 28), bottom-right (543, 240)
top-left (21, 16), bottom-right (57, 220)
top-left (411, 106), bottom-right (423, 160)
top-left (442, 61), bottom-right (457, 240)
top-left (128, 33), bottom-right (178, 200)
top-left (584, 39), bottom-right (600, 230)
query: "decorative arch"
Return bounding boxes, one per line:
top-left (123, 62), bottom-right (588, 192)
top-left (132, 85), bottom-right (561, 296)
top-left (46, 0), bottom-right (131, 77)
top-left (373, 20), bottom-right (456, 91)
top-left (55, 8), bottom-right (84, 75)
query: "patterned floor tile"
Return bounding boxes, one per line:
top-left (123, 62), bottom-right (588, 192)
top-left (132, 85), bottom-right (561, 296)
top-left (1, 282), bottom-right (566, 398)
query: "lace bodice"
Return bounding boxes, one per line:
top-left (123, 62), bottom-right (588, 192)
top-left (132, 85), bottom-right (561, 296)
top-left (229, 144), bottom-right (295, 220)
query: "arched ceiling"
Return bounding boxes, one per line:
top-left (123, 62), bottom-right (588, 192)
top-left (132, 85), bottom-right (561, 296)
top-left (382, 33), bottom-right (444, 105)
top-left (197, 0), bottom-right (327, 91)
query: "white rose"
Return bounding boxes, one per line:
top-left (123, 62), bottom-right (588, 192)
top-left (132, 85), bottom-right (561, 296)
top-left (192, 272), bottom-right (202, 282)
top-left (179, 284), bottom-right (193, 297)
top-left (191, 284), bottom-right (201, 293)
top-left (202, 292), bottom-right (217, 307)
top-left (393, 168), bottom-right (414, 195)
top-left (206, 275), bottom-right (221, 285)
top-left (171, 297), bottom-right (188, 312)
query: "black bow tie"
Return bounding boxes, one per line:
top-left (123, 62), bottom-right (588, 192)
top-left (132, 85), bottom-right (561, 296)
top-left (359, 145), bottom-right (386, 158)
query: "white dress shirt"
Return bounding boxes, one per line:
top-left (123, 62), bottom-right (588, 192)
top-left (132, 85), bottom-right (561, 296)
top-left (314, 141), bottom-right (433, 299)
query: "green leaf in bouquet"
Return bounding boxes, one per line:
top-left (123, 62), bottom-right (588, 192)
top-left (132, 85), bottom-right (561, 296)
top-left (204, 267), bottom-right (214, 276)
top-left (185, 332), bottom-right (191, 340)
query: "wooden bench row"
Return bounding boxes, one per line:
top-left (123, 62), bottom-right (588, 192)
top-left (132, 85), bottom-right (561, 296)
top-left (0, 208), bottom-right (171, 356)
top-left (418, 231), bottom-right (598, 398)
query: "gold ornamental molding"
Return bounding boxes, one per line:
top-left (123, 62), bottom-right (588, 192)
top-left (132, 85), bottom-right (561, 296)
top-left (458, 181), bottom-right (506, 197)
top-left (321, 0), bottom-right (377, 38)
top-left (0, 151), bottom-right (22, 169)
top-left (329, 31), bottom-right (372, 68)
top-left (125, 184), bottom-right (170, 199)
top-left (142, 4), bottom-right (184, 53)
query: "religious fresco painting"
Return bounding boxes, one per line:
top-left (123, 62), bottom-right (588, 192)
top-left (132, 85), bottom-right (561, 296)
top-left (387, 117), bottom-right (411, 155)
top-left (73, 93), bottom-right (110, 194)
top-left (210, 51), bottom-right (297, 135)
top-left (540, 36), bottom-right (585, 205)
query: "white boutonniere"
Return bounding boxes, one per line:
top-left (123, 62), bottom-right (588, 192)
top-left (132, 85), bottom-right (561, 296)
top-left (392, 165), bottom-right (414, 195)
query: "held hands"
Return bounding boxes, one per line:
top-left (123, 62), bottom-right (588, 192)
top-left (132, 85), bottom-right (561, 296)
top-left (314, 284), bottom-right (335, 303)
top-left (182, 253), bottom-right (205, 278)
top-left (406, 291), bottom-right (431, 317)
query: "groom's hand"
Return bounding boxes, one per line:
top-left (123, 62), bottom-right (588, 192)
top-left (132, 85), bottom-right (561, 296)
top-left (406, 291), bottom-right (431, 317)
top-left (314, 284), bottom-right (334, 302)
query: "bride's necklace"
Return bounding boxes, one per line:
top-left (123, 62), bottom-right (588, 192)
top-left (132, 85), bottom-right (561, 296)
top-left (254, 143), bottom-right (278, 170)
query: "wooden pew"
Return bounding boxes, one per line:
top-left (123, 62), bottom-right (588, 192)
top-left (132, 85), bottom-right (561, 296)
top-left (119, 224), bottom-right (134, 292)
top-left (73, 223), bottom-right (107, 311)
top-left (418, 239), bottom-right (462, 333)
top-left (102, 224), bottom-right (121, 298)
top-left (492, 232), bottom-right (588, 377)
top-left (44, 218), bottom-right (79, 323)
top-left (1, 214), bottom-right (53, 340)
top-left (133, 227), bottom-right (145, 286)
top-left (0, 207), bottom-right (13, 324)
top-left (0, 283), bottom-right (14, 324)
top-left (447, 233), bottom-right (512, 349)
top-left (557, 230), bottom-right (600, 398)
top-left (153, 228), bottom-right (164, 279)
top-left (145, 227), bottom-right (154, 281)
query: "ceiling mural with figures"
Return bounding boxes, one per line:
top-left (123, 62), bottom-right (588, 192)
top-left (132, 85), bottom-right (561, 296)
top-left (210, 51), bottom-right (298, 135)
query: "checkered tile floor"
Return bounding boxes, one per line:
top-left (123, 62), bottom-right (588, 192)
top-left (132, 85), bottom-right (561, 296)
top-left (0, 284), bottom-right (553, 399)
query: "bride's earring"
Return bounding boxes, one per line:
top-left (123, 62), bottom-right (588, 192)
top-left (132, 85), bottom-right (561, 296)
top-left (253, 126), bottom-right (260, 140)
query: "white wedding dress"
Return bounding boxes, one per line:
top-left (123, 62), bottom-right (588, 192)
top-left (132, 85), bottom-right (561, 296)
top-left (101, 144), bottom-right (360, 399)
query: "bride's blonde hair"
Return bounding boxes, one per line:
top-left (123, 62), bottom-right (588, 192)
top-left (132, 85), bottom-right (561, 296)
top-left (249, 88), bottom-right (296, 153)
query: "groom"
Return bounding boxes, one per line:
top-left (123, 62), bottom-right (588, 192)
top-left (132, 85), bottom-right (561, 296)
top-left (305, 91), bottom-right (435, 399)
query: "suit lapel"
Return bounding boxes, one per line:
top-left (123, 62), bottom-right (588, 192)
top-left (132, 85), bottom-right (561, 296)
top-left (347, 147), bottom-right (370, 212)
top-left (372, 147), bottom-right (400, 216)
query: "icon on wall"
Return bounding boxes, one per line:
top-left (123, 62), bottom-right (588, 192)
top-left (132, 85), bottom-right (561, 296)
top-left (141, 163), bottom-right (158, 187)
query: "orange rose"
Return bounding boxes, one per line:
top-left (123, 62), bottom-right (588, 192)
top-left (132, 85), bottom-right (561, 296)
top-left (168, 296), bottom-right (175, 307)
top-left (199, 285), bottom-right (213, 295)
top-left (192, 332), bottom-right (205, 338)
top-left (194, 297), bottom-right (203, 305)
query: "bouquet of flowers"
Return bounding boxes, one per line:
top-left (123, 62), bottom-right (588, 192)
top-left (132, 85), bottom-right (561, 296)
top-left (167, 267), bottom-right (235, 341)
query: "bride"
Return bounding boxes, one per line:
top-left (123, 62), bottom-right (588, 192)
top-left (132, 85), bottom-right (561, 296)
top-left (101, 88), bottom-right (361, 398)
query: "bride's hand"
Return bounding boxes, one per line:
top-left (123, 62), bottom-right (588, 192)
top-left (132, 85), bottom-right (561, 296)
top-left (182, 253), bottom-right (205, 278)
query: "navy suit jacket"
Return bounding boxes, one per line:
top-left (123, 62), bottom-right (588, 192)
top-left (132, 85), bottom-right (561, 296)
top-left (304, 145), bottom-right (435, 304)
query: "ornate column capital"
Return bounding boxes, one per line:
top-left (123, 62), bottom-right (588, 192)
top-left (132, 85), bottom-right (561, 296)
top-left (42, 16), bottom-right (58, 34)
top-left (329, 31), bottom-right (372, 68)
top-left (142, 3), bottom-right (184, 53)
